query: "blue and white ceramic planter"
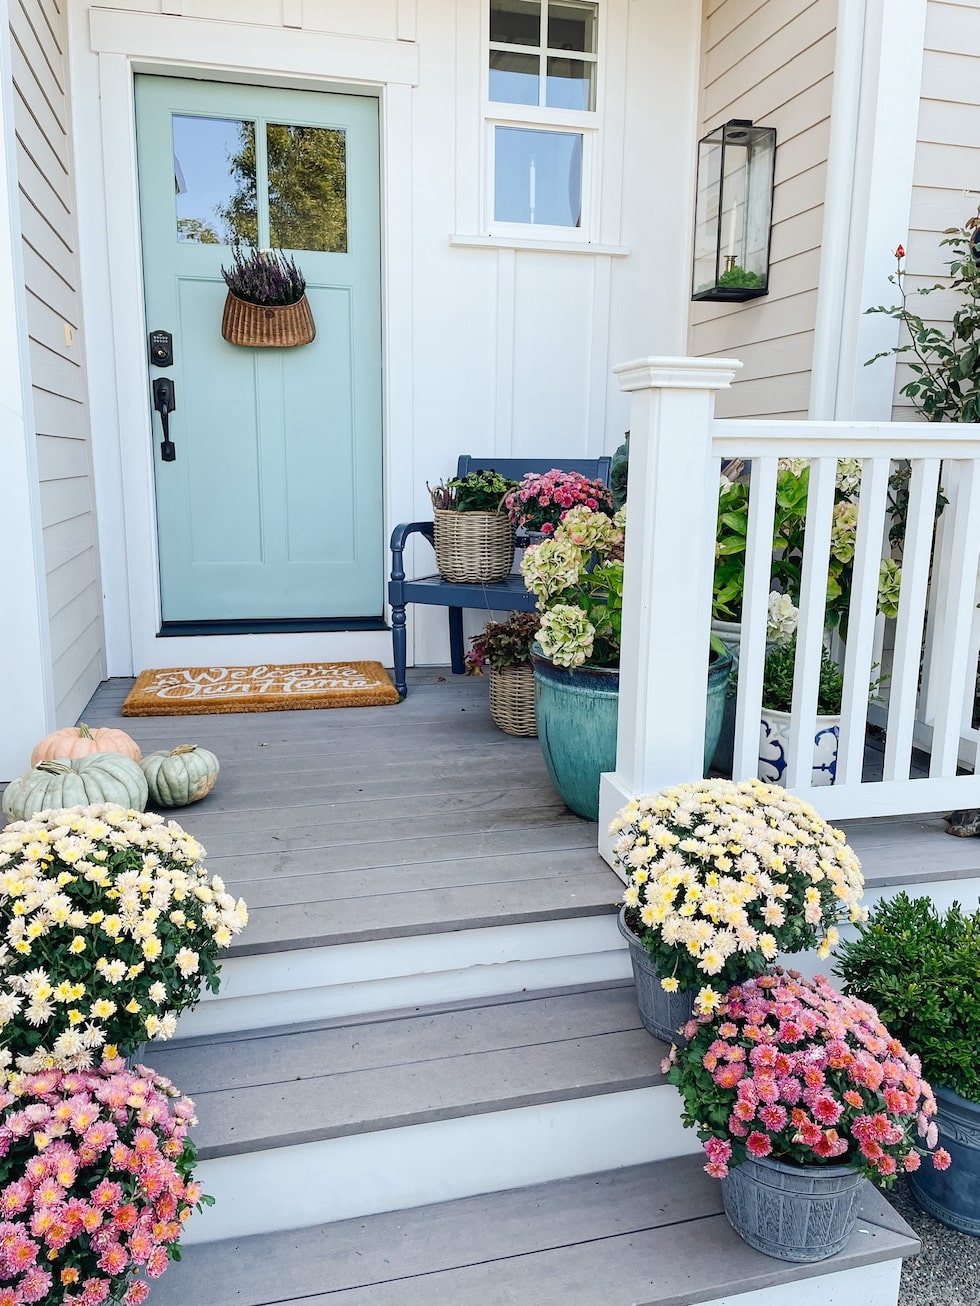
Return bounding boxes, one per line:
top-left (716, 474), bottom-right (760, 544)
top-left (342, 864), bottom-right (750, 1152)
top-left (758, 707), bottom-right (841, 788)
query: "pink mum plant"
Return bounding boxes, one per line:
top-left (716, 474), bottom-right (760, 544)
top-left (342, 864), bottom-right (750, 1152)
top-left (664, 970), bottom-right (951, 1186)
top-left (504, 470), bottom-right (614, 535)
top-left (0, 1060), bottom-right (209, 1305)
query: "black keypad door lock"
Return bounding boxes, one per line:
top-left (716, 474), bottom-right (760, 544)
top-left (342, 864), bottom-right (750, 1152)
top-left (152, 377), bottom-right (177, 462)
top-left (149, 329), bottom-right (174, 367)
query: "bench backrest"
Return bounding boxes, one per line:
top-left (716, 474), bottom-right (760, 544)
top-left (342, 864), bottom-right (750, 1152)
top-left (455, 455), bottom-right (612, 486)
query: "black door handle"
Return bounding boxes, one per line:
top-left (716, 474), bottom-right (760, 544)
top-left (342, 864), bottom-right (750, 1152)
top-left (152, 378), bottom-right (176, 462)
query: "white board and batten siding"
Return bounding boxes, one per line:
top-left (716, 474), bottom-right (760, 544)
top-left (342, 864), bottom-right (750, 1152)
top-left (689, 0), bottom-right (837, 420)
top-left (10, 0), bottom-right (105, 727)
top-left (896, 0), bottom-right (980, 420)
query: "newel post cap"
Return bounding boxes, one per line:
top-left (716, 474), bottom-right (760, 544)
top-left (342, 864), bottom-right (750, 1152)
top-left (612, 355), bottom-right (743, 392)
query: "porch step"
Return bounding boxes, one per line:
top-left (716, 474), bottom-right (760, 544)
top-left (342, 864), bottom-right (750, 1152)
top-left (146, 1153), bottom-right (917, 1306)
top-left (147, 981), bottom-right (698, 1243)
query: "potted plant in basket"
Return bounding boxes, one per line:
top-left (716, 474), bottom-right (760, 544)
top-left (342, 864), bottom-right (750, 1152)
top-left (428, 468), bottom-right (519, 584)
top-left (504, 469), bottom-right (614, 539)
top-left (835, 892), bottom-right (980, 1235)
top-left (220, 246), bottom-right (315, 347)
top-left (664, 970), bottom-right (950, 1263)
top-left (609, 778), bottom-right (867, 1042)
top-left (465, 611), bottom-right (540, 737)
top-left (521, 505), bottom-right (732, 820)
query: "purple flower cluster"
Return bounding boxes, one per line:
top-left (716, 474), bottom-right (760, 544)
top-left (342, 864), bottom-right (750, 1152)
top-left (221, 248), bottom-right (306, 307)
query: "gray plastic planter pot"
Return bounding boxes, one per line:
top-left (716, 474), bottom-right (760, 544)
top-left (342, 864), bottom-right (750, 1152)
top-left (722, 1153), bottom-right (864, 1262)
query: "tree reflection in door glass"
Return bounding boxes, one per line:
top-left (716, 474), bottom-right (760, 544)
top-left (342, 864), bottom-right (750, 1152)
top-left (266, 125), bottom-right (348, 253)
top-left (173, 115), bottom-right (257, 244)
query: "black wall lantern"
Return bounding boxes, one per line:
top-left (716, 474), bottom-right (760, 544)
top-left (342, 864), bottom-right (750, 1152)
top-left (692, 119), bottom-right (776, 302)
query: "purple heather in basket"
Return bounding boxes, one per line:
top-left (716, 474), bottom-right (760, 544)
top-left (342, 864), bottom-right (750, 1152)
top-left (221, 247), bottom-right (307, 306)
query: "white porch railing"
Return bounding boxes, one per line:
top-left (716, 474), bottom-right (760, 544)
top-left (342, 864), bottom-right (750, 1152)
top-left (598, 357), bottom-right (980, 862)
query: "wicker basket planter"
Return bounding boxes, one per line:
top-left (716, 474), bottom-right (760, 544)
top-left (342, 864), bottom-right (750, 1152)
top-left (221, 291), bottom-right (316, 348)
top-left (432, 509), bottom-right (515, 583)
top-left (489, 663), bottom-right (537, 736)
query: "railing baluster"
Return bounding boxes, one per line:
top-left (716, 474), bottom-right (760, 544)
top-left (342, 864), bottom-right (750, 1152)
top-left (785, 456), bottom-right (836, 789)
top-left (883, 458), bottom-right (941, 781)
top-left (836, 457), bottom-right (891, 785)
top-left (927, 460), bottom-right (980, 776)
top-left (732, 457), bottom-right (777, 780)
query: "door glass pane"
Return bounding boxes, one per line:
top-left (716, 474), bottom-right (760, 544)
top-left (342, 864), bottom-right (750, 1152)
top-left (490, 0), bottom-right (541, 46)
top-left (546, 57), bottom-right (594, 110)
top-left (494, 126), bottom-right (582, 227)
top-left (173, 115), bottom-right (257, 245)
top-left (489, 50), bottom-right (540, 105)
top-left (547, 2), bottom-right (596, 53)
top-left (267, 124), bottom-right (348, 253)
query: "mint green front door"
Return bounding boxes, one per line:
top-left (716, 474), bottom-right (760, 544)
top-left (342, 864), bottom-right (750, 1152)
top-left (135, 76), bottom-right (382, 625)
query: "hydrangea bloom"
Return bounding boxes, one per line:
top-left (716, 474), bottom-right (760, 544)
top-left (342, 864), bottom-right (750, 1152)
top-left (537, 605), bottom-right (596, 668)
top-left (0, 806), bottom-right (248, 1077)
top-left (0, 1061), bottom-right (207, 1304)
top-left (766, 591), bottom-right (799, 646)
top-left (611, 779), bottom-right (867, 1000)
top-left (665, 971), bottom-right (952, 1185)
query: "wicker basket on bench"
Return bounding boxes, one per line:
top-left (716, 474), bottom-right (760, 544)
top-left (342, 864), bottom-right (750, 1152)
top-left (432, 509), bottom-right (515, 584)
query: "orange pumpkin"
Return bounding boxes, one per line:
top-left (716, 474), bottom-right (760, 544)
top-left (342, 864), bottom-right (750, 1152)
top-left (30, 722), bottom-right (142, 767)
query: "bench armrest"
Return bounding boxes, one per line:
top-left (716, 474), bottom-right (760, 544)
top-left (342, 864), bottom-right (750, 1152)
top-left (390, 520), bottom-right (435, 585)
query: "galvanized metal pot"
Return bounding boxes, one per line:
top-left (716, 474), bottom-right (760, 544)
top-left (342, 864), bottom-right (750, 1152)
top-left (617, 909), bottom-right (695, 1043)
top-left (722, 1154), bottom-right (863, 1262)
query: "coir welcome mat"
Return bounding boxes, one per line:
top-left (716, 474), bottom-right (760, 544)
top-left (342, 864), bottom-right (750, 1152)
top-left (122, 662), bottom-right (400, 716)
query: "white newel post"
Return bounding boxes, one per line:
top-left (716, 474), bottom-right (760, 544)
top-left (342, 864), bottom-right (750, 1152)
top-left (598, 356), bottom-right (741, 868)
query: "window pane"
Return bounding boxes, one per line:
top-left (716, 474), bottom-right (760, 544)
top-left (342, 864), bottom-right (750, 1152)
top-left (267, 124), bottom-right (347, 253)
top-left (173, 115), bottom-right (257, 245)
top-left (547, 2), bottom-right (597, 53)
top-left (490, 0), bottom-right (541, 46)
top-left (489, 50), bottom-right (540, 105)
top-left (494, 127), bottom-right (582, 227)
top-left (546, 57), bottom-right (594, 111)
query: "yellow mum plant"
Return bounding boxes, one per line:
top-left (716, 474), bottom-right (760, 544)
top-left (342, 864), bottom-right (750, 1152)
top-left (0, 804), bottom-right (247, 1080)
top-left (610, 779), bottom-right (866, 1008)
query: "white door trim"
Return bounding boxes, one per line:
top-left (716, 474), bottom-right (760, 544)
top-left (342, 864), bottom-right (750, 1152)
top-left (68, 8), bottom-right (418, 673)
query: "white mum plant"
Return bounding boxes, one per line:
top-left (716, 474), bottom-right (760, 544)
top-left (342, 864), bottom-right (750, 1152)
top-left (610, 779), bottom-right (866, 1013)
top-left (0, 804), bottom-right (247, 1079)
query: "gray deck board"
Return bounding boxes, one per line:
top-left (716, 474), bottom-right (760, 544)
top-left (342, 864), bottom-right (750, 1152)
top-left (146, 1155), bottom-right (917, 1306)
top-left (147, 984), bottom-right (665, 1157)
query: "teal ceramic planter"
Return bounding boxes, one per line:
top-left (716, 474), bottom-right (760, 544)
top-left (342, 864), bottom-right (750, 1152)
top-left (531, 644), bottom-right (733, 821)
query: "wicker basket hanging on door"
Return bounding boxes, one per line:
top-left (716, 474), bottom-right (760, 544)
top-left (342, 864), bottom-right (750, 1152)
top-left (221, 291), bottom-right (316, 348)
top-left (432, 509), bottom-right (515, 583)
top-left (489, 663), bottom-right (537, 736)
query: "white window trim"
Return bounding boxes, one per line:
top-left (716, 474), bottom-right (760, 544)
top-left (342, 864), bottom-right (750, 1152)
top-left (481, 0), bottom-right (606, 245)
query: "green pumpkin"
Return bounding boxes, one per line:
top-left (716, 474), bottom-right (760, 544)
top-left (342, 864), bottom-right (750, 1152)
top-left (141, 744), bottom-right (219, 808)
top-left (2, 754), bottom-right (149, 822)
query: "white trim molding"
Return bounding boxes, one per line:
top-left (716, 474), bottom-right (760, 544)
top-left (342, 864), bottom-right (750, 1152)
top-left (0, 0), bottom-right (55, 779)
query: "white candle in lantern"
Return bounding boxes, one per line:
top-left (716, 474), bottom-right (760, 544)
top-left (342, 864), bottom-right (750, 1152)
top-left (529, 158), bottom-right (537, 222)
top-left (726, 198), bottom-right (739, 259)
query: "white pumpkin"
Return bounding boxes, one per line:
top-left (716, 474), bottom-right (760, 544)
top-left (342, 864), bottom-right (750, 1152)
top-left (141, 744), bottom-right (220, 809)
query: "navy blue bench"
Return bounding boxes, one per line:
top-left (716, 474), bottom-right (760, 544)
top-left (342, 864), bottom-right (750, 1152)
top-left (388, 455), bottom-right (612, 697)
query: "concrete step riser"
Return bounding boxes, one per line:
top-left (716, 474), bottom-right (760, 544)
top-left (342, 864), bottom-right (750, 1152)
top-left (185, 1084), bottom-right (699, 1244)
